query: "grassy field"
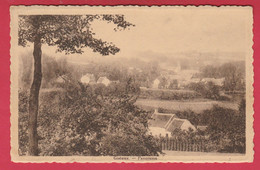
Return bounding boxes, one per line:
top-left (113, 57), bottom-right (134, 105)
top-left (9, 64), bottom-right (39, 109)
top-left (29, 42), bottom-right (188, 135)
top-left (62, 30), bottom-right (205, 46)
top-left (139, 88), bottom-right (200, 100)
top-left (135, 99), bottom-right (239, 113)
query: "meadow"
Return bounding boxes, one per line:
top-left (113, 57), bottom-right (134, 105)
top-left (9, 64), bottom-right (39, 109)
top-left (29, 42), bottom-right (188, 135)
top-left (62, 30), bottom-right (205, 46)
top-left (135, 98), bottom-right (239, 113)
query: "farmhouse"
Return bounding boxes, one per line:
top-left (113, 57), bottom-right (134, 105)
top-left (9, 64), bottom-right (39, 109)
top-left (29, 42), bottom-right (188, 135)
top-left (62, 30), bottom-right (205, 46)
top-left (149, 109), bottom-right (176, 128)
top-left (148, 127), bottom-right (171, 137)
top-left (148, 109), bottom-right (196, 137)
top-left (97, 76), bottom-right (111, 86)
top-left (165, 118), bottom-right (196, 132)
top-left (80, 73), bottom-right (96, 84)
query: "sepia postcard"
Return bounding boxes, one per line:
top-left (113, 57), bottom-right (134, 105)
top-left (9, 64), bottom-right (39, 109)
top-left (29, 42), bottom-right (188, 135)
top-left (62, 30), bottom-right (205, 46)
top-left (10, 5), bottom-right (254, 163)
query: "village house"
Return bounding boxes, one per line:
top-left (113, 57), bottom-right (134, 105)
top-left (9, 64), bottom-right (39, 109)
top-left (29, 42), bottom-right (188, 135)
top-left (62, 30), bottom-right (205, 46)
top-left (148, 127), bottom-right (171, 137)
top-left (148, 110), bottom-right (173, 137)
top-left (165, 118), bottom-right (196, 132)
top-left (148, 109), bottom-right (196, 137)
top-left (97, 76), bottom-right (111, 86)
top-left (80, 73), bottom-right (96, 84)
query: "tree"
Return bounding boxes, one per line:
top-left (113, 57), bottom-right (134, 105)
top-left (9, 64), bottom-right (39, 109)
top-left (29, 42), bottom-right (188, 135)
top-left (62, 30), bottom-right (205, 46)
top-left (18, 15), bottom-right (134, 155)
top-left (17, 78), bottom-right (161, 156)
top-left (200, 62), bottom-right (246, 92)
top-left (205, 106), bottom-right (246, 153)
top-left (220, 63), bottom-right (245, 92)
top-left (168, 79), bottom-right (178, 89)
top-left (187, 82), bottom-right (220, 100)
top-left (158, 76), bottom-right (168, 89)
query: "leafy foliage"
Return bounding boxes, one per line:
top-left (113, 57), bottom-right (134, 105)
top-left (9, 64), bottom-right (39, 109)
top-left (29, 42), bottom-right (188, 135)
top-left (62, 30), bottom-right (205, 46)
top-left (18, 79), bottom-right (161, 156)
top-left (18, 90), bottom-right (29, 155)
top-left (19, 15), bottom-right (134, 55)
top-left (18, 14), bottom-right (134, 155)
top-left (205, 105), bottom-right (246, 153)
top-left (186, 82), bottom-right (221, 100)
top-left (158, 101), bottom-right (246, 153)
top-left (200, 62), bottom-right (245, 91)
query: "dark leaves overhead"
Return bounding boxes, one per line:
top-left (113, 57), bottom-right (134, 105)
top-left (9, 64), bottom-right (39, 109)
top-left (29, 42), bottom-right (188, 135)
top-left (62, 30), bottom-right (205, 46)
top-left (18, 15), bottom-right (134, 55)
top-left (101, 15), bottom-right (135, 31)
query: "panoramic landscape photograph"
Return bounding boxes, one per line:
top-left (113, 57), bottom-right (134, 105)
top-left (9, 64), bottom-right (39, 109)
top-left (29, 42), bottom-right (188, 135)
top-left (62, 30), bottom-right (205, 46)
top-left (10, 6), bottom-right (253, 162)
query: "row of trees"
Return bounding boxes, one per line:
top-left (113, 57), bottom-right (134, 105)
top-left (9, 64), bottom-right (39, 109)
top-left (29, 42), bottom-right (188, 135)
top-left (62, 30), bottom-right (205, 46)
top-left (200, 62), bottom-right (245, 92)
top-left (186, 81), bottom-right (225, 100)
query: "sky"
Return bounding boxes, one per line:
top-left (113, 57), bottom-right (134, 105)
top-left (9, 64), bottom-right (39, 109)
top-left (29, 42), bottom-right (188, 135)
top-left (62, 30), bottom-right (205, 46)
top-left (18, 7), bottom-right (252, 66)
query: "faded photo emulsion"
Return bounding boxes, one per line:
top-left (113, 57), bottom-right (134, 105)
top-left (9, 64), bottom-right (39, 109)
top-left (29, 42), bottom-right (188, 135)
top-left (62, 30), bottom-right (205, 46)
top-left (10, 6), bottom-right (254, 162)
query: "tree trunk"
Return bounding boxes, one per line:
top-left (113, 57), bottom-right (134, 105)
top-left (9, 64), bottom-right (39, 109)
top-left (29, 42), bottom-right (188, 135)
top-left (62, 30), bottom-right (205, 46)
top-left (28, 36), bottom-right (42, 156)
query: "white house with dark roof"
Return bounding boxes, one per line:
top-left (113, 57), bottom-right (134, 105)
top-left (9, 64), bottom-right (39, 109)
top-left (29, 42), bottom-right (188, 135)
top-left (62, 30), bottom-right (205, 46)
top-left (80, 73), bottom-right (96, 84)
top-left (97, 76), bottom-right (111, 86)
top-left (165, 118), bottom-right (196, 132)
top-left (148, 109), bottom-right (196, 137)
